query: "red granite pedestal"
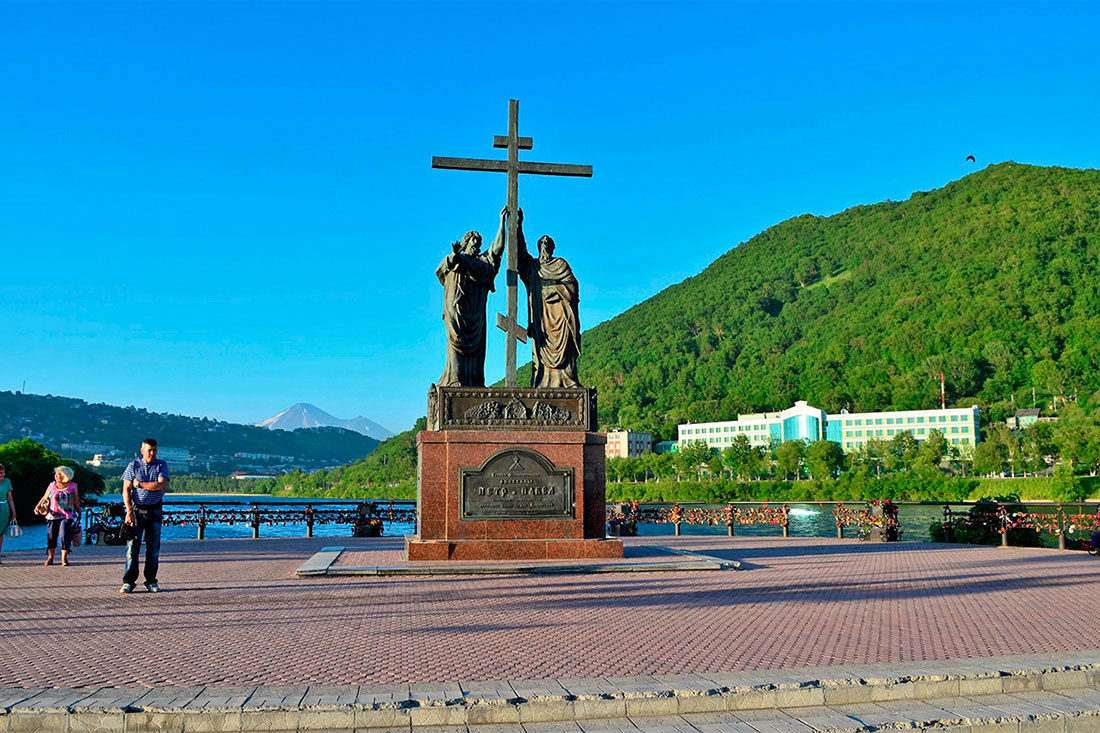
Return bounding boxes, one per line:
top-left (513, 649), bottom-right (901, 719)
top-left (405, 430), bottom-right (623, 561)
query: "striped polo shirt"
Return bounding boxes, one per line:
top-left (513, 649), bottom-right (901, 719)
top-left (121, 458), bottom-right (170, 506)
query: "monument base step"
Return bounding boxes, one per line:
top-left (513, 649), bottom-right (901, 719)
top-left (404, 535), bottom-right (623, 561)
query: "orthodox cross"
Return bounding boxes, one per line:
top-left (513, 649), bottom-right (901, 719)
top-left (432, 99), bottom-right (592, 387)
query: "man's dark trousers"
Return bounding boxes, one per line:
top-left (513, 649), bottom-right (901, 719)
top-left (123, 504), bottom-right (162, 587)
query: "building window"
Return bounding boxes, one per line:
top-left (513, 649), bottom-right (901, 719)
top-left (917, 417), bottom-right (925, 423)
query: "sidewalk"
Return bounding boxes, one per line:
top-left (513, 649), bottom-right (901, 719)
top-left (3, 535), bottom-right (1099, 690)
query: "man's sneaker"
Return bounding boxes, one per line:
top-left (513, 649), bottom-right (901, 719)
top-left (120, 584), bottom-right (134, 594)
top-left (146, 583), bottom-right (160, 593)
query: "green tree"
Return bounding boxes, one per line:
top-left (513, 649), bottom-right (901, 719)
top-left (806, 440), bottom-right (845, 480)
top-left (0, 439), bottom-right (104, 523)
top-left (915, 429), bottom-right (948, 472)
top-left (857, 437), bottom-right (890, 477)
top-left (972, 440), bottom-right (1009, 476)
top-left (606, 456), bottom-right (624, 483)
top-left (775, 440), bottom-right (806, 481)
top-left (651, 453), bottom-right (676, 481)
top-left (721, 434), bottom-right (755, 481)
top-left (886, 432), bottom-right (919, 473)
top-left (675, 440), bottom-right (715, 481)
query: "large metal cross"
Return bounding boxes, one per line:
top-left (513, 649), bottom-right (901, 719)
top-left (432, 99), bottom-right (592, 387)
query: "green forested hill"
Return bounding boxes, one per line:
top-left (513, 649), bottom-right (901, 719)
top-left (561, 163), bottom-right (1100, 439)
top-left (0, 391), bottom-right (378, 472)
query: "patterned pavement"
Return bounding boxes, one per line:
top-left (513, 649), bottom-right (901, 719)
top-left (1, 535), bottom-right (1097, 689)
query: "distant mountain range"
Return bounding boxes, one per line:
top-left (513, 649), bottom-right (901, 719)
top-left (0, 391), bottom-right (379, 473)
top-left (257, 403), bottom-right (394, 440)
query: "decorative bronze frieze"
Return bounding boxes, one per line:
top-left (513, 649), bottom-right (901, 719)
top-left (427, 385), bottom-right (597, 431)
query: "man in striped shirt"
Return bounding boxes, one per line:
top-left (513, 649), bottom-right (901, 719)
top-left (120, 438), bottom-right (169, 594)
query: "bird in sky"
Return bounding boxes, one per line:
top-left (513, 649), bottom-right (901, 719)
top-left (966, 155), bottom-right (976, 162)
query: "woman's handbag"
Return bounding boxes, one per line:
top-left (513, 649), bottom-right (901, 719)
top-left (70, 517), bottom-right (81, 546)
top-left (4, 521), bottom-right (21, 538)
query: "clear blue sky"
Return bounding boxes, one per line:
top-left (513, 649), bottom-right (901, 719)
top-left (2, 1), bottom-right (1098, 434)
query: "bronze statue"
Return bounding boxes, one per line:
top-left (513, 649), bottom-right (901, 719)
top-left (516, 209), bottom-right (581, 388)
top-left (436, 207), bottom-right (507, 387)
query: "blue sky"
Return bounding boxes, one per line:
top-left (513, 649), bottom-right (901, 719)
top-left (2, 1), bottom-right (1098, 434)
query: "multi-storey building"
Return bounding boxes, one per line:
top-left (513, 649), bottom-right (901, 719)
top-left (156, 446), bottom-right (193, 472)
top-left (605, 429), bottom-right (653, 458)
top-left (678, 401), bottom-right (980, 453)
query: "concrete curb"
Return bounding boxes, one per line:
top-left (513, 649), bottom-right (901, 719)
top-left (2, 652), bottom-right (1099, 731)
top-left (295, 545), bottom-right (740, 577)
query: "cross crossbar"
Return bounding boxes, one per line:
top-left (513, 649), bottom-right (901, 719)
top-left (496, 312), bottom-right (528, 343)
top-left (432, 157), bottom-right (592, 178)
top-left (494, 135), bottom-right (532, 149)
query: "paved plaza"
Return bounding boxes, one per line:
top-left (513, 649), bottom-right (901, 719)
top-left (2, 535), bottom-right (1098, 690)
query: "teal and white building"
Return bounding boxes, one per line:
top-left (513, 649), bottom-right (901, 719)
top-left (677, 401), bottom-right (980, 452)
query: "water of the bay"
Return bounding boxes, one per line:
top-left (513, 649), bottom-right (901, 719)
top-left (3, 495), bottom-right (958, 552)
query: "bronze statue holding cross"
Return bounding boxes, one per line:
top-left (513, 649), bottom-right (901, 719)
top-left (433, 99), bottom-right (591, 390)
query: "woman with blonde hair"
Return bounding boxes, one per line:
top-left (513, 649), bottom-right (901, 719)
top-left (35, 466), bottom-right (80, 566)
top-left (0, 463), bottom-right (17, 562)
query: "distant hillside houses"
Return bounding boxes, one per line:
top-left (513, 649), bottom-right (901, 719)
top-left (678, 401), bottom-right (981, 453)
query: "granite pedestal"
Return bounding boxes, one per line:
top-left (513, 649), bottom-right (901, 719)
top-left (406, 402), bottom-right (622, 561)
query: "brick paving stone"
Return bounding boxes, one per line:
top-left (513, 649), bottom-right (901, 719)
top-left (0, 688), bottom-right (45, 708)
top-left (932, 694), bottom-right (1022, 724)
top-left (604, 676), bottom-right (677, 698)
top-left (408, 683), bottom-right (463, 705)
top-left (2, 536), bottom-right (1100, 688)
top-left (575, 719), bottom-right (644, 732)
top-left (301, 684), bottom-right (360, 707)
top-left (680, 711), bottom-right (760, 733)
top-left (523, 722), bottom-right (584, 732)
top-left (784, 704), bottom-right (865, 731)
top-left (728, 708), bottom-right (814, 732)
top-left (627, 715), bottom-right (699, 732)
top-left (9, 687), bottom-right (95, 711)
top-left (459, 681), bottom-right (519, 704)
top-left (652, 674), bottom-right (721, 696)
top-left (244, 686), bottom-right (306, 708)
top-left (508, 678), bottom-right (571, 701)
top-left (184, 685), bottom-right (257, 709)
top-left (559, 677), bottom-right (627, 698)
top-left (1050, 687), bottom-right (1100, 705)
top-left (129, 686), bottom-right (204, 709)
top-left (831, 701), bottom-right (919, 728)
top-left (1017, 690), bottom-right (1100, 715)
top-left (357, 683), bottom-right (412, 707)
top-left (68, 686), bottom-right (149, 711)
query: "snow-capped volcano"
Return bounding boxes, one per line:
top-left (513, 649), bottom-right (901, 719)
top-left (257, 403), bottom-right (394, 441)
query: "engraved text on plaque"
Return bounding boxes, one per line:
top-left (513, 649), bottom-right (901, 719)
top-left (460, 448), bottom-right (574, 520)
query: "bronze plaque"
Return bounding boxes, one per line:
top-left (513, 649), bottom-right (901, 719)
top-left (460, 448), bottom-right (574, 520)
